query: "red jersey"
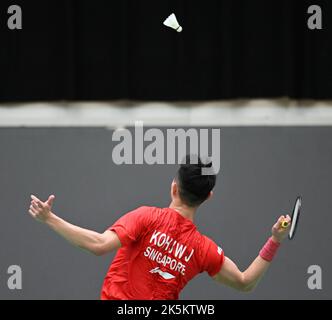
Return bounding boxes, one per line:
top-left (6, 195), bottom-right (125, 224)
top-left (101, 206), bottom-right (225, 300)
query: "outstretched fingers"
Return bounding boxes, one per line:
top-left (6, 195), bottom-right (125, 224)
top-left (46, 195), bottom-right (55, 207)
top-left (31, 195), bottom-right (45, 208)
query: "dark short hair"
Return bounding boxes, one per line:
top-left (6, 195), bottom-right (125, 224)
top-left (176, 155), bottom-right (217, 207)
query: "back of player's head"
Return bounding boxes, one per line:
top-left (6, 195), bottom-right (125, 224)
top-left (176, 155), bottom-right (217, 207)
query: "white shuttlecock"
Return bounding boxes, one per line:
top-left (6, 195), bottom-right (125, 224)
top-left (163, 13), bottom-right (182, 32)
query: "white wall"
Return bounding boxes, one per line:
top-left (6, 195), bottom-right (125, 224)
top-left (1, 99), bottom-right (332, 127)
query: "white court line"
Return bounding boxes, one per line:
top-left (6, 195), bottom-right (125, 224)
top-left (1, 100), bottom-right (332, 127)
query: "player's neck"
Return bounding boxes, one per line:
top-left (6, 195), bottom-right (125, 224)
top-left (169, 201), bottom-right (196, 222)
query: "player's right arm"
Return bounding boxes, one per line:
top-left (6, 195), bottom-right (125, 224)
top-left (28, 195), bottom-right (121, 256)
top-left (213, 215), bottom-right (291, 292)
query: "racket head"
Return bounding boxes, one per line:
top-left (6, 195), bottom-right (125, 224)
top-left (289, 196), bottom-right (302, 240)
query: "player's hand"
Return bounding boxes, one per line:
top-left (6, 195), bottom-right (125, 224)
top-left (29, 194), bottom-right (55, 223)
top-left (271, 215), bottom-right (291, 243)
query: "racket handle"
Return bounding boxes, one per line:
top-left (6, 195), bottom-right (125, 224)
top-left (281, 220), bottom-right (289, 228)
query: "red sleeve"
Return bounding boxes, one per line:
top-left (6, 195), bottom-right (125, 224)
top-left (202, 236), bottom-right (225, 277)
top-left (109, 206), bottom-right (153, 246)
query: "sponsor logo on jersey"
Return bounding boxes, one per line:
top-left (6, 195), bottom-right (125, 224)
top-left (149, 267), bottom-right (176, 280)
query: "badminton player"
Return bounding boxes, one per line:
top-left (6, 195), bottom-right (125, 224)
top-left (28, 155), bottom-right (291, 300)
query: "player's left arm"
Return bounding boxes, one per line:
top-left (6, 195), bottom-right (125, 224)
top-left (213, 215), bottom-right (291, 292)
top-left (28, 195), bottom-right (121, 256)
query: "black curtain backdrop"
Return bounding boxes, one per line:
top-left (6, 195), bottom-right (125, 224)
top-left (0, 0), bottom-right (331, 101)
